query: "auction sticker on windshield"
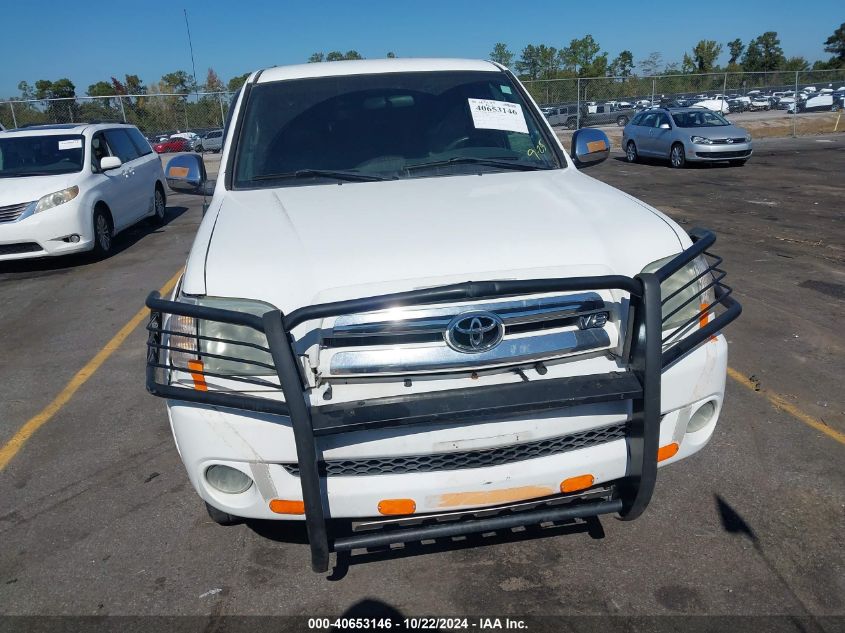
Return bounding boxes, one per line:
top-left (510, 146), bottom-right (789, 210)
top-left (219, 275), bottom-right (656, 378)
top-left (58, 139), bottom-right (82, 150)
top-left (468, 98), bottom-right (529, 134)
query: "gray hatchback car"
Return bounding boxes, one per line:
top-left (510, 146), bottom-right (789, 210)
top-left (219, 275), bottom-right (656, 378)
top-left (622, 107), bottom-right (752, 167)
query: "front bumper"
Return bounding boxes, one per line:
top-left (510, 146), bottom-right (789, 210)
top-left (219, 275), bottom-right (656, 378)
top-left (688, 143), bottom-right (753, 161)
top-left (145, 228), bottom-right (741, 572)
top-left (0, 200), bottom-right (93, 261)
top-left (168, 336), bottom-right (726, 518)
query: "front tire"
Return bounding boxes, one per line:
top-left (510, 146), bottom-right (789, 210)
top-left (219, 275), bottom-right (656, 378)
top-left (625, 141), bottom-right (639, 163)
top-left (566, 118), bottom-right (577, 130)
top-left (150, 185), bottom-right (166, 226)
top-left (91, 207), bottom-right (113, 258)
top-left (670, 143), bottom-right (687, 168)
top-left (616, 115), bottom-right (628, 126)
top-left (205, 501), bottom-right (240, 526)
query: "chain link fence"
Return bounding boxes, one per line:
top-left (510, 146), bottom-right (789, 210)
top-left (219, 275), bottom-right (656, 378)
top-left (523, 69), bottom-right (845, 137)
top-left (3, 70), bottom-right (845, 140)
top-left (0, 92), bottom-right (234, 139)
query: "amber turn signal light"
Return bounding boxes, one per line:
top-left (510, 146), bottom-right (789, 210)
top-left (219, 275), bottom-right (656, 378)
top-left (560, 474), bottom-right (595, 493)
top-left (187, 359), bottom-right (207, 392)
top-left (377, 498), bottom-right (416, 516)
top-left (657, 442), bottom-right (680, 462)
top-left (269, 499), bottom-right (305, 515)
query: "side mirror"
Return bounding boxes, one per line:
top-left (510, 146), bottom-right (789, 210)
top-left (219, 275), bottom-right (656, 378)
top-left (659, 123), bottom-right (671, 129)
top-left (571, 128), bottom-right (610, 168)
top-left (100, 156), bottom-right (122, 171)
top-left (165, 153), bottom-right (210, 194)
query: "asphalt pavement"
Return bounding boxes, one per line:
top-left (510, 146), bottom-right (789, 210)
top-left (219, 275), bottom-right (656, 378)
top-left (0, 135), bottom-right (843, 630)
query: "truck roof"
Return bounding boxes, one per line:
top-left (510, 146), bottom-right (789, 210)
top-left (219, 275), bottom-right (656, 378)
top-left (255, 58), bottom-right (502, 84)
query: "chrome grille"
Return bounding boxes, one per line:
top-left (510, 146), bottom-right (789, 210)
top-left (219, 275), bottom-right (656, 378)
top-left (320, 292), bottom-right (615, 376)
top-left (282, 422), bottom-right (626, 477)
top-left (0, 201), bottom-right (32, 224)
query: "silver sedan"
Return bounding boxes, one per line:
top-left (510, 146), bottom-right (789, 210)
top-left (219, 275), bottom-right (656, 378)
top-left (622, 107), bottom-right (752, 168)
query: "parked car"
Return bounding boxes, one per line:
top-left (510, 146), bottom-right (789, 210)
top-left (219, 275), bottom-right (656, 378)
top-left (146, 58), bottom-right (740, 573)
top-left (170, 131), bottom-right (202, 151)
top-left (200, 129), bottom-right (224, 152)
top-left (790, 93), bottom-right (838, 113)
top-left (153, 137), bottom-right (190, 153)
top-left (545, 103), bottom-right (582, 129)
top-left (584, 102), bottom-right (638, 127)
top-left (749, 97), bottom-right (772, 111)
top-left (0, 122), bottom-right (167, 260)
top-left (691, 99), bottom-right (730, 114)
top-left (622, 107), bottom-right (752, 168)
top-left (777, 96), bottom-right (797, 111)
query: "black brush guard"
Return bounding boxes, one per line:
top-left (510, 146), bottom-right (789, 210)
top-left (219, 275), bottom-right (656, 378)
top-left (145, 228), bottom-right (740, 572)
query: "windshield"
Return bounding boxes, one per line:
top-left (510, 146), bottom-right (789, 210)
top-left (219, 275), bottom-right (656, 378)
top-left (671, 111), bottom-right (729, 128)
top-left (0, 134), bottom-right (85, 178)
top-left (233, 70), bottom-right (561, 188)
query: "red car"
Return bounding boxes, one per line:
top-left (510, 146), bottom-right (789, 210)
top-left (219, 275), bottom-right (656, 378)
top-left (153, 137), bottom-right (190, 153)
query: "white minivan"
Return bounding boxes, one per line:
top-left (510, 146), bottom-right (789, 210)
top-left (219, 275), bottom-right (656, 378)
top-left (0, 123), bottom-right (167, 260)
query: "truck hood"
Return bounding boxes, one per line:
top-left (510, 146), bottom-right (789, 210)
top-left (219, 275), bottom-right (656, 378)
top-left (194, 169), bottom-right (686, 313)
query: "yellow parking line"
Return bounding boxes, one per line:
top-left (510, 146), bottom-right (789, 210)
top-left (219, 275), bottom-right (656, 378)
top-left (727, 367), bottom-right (845, 446)
top-left (0, 269), bottom-right (183, 471)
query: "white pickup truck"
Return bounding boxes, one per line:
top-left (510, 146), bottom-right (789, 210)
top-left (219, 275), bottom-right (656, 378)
top-left (146, 58), bottom-right (740, 573)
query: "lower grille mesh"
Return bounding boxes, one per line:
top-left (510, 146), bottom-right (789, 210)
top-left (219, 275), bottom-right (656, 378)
top-left (0, 242), bottom-right (42, 256)
top-left (282, 422), bottom-right (626, 477)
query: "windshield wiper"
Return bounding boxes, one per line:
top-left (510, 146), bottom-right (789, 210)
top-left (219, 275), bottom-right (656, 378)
top-left (405, 156), bottom-right (553, 173)
top-left (253, 169), bottom-right (389, 183)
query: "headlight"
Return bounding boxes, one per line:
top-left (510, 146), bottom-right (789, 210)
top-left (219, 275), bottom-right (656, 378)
top-left (690, 136), bottom-right (712, 145)
top-left (34, 186), bottom-right (79, 213)
top-left (744, 134), bottom-right (752, 142)
top-left (166, 296), bottom-right (276, 377)
top-left (641, 254), bottom-right (715, 331)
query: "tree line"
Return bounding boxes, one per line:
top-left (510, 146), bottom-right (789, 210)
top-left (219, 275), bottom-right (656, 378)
top-left (3, 23), bottom-right (843, 130)
top-left (488, 23), bottom-right (845, 81)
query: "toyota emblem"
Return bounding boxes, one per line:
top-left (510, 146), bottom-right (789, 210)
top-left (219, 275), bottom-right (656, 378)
top-left (445, 311), bottom-right (505, 353)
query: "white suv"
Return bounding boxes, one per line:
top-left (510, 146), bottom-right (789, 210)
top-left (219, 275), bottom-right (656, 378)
top-left (146, 59), bottom-right (741, 573)
top-left (0, 123), bottom-right (167, 260)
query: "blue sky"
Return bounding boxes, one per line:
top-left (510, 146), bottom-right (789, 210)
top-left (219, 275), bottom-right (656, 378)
top-left (0, 0), bottom-right (840, 96)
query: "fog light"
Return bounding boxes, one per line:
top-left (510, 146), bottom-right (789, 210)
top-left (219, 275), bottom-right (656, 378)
top-left (205, 465), bottom-right (253, 494)
top-left (687, 401), bottom-right (716, 433)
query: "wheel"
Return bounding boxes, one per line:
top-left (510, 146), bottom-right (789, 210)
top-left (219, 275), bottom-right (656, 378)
top-left (729, 160), bottom-right (746, 167)
top-left (625, 141), bottom-right (638, 163)
top-left (566, 118), bottom-right (577, 130)
top-left (205, 501), bottom-right (240, 526)
top-left (616, 115), bottom-right (629, 126)
top-left (150, 186), bottom-right (166, 226)
top-left (832, 104), bottom-right (840, 112)
top-left (670, 143), bottom-right (686, 168)
top-left (91, 207), bottom-right (113, 258)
